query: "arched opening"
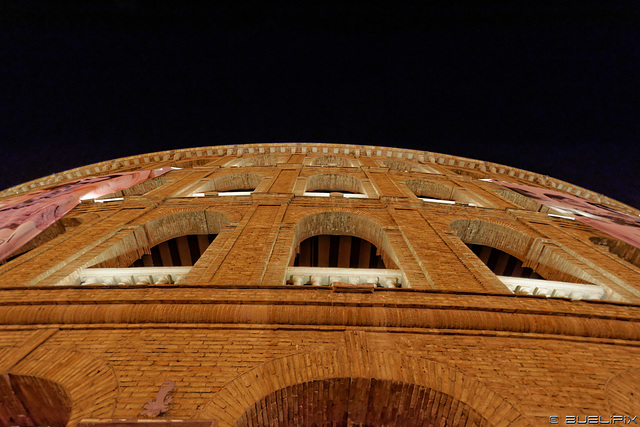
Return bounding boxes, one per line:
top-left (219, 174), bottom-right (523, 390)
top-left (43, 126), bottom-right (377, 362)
top-left (231, 155), bottom-right (288, 167)
top-left (0, 373), bottom-right (72, 427)
top-left (450, 219), bottom-right (588, 283)
top-left (75, 211), bottom-right (228, 285)
top-left (293, 212), bottom-right (399, 269)
top-left (287, 212), bottom-right (403, 287)
top-left (310, 155), bottom-right (355, 167)
top-left (293, 235), bottom-right (386, 269)
top-left (381, 159), bottom-right (421, 172)
top-left (173, 158), bottom-right (216, 168)
top-left (304, 174), bottom-right (366, 197)
top-left (99, 173), bottom-right (172, 198)
top-left (447, 167), bottom-right (488, 179)
top-left (191, 173), bottom-right (263, 196)
top-left (234, 377), bottom-right (489, 427)
top-left (450, 219), bottom-right (611, 300)
top-left (467, 243), bottom-right (543, 279)
top-left (129, 234), bottom-right (217, 267)
top-left (199, 349), bottom-right (525, 424)
top-left (405, 179), bottom-right (481, 206)
top-left (406, 179), bottom-right (456, 202)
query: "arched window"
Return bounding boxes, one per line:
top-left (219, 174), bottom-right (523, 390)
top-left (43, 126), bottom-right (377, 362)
top-left (293, 235), bottom-right (386, 269)
top-left (74, 211), bottom-right (227, 286)
top-left (309, 155), bottom-right (354, 167)
top-left (450, 219), bottom-right (614, 300)
top-left (228, 155), bottom-right (288, 167)
top-left (493, 186), bottom-right (567, 215)
top-left (466, 243), bottom-right (543, 279)
top-left (405, 179), bottom-right (482, 206)
top-left (99, 174), bottom-right (172, 199)
top-left (447, 167), bottom-right (488, 179)
top-left (304, 174), bottom-right (367, 198)
top-left (191, 173), bottom-right (262, 197)
top-left (381, 159), bottom-right (422, 172)
top-left (173, 158), bottom-right (216, 168)
top-left (129, 234), bottom-right (217, 267)
top-left (287, 212), bottom-right (403, 287)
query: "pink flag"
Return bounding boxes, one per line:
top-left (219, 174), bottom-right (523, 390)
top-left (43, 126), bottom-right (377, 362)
top-left (0, 168), bottom-right (173, 261)
top-left (492, 180), bottom-right (640, 250)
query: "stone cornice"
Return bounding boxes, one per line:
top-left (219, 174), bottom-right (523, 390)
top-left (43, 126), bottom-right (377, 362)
top-left (1, 143), bottom-right (636, 214)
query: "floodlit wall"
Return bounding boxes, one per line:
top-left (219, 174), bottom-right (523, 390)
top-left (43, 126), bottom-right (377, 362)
top-left (0, 143), bottom-right (639, 426)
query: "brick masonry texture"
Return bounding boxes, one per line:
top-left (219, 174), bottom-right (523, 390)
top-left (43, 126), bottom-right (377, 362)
top-left (0, 143), bottom-right (639, 426)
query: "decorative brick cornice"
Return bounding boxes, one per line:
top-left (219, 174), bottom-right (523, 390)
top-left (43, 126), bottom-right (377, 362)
top-left (1, 143), bottom-right (636, 214)
top-left (0, 286), bottom-right (639, 341)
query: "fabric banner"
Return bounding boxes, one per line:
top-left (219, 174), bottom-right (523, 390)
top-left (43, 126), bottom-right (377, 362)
top-left (492, 180), bottom-right (640, 250)
top-left (0, 167), bottom-right (173, 261)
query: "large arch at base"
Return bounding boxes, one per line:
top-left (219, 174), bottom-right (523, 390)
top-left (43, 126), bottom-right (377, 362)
top-left (7, 347), bottom-right (119, 425)
top-left (234, 377), bottom-right (489, 427)
top-left (198, 350), bottom-right (528, 427)
top-left (0, 373), bottom-right (72, 427)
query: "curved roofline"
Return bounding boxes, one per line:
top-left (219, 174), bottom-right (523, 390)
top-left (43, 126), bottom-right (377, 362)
top-left (1, 142), bottom-right (637, 214)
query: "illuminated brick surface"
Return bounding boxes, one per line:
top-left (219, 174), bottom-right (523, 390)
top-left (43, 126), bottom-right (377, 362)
top-left (0, 143), bottom-right (638, 426)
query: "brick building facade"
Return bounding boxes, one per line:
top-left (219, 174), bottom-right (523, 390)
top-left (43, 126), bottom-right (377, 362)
top-left (0, 143), bottom-right (639, 426)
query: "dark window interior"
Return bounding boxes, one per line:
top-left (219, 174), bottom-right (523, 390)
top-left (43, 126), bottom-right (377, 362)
top-left (293, 235), bottom-right (386, 269)
top-left (466, 243), bottom-right (544, 279)
top-left (130, 234), bottom-right (217, 267)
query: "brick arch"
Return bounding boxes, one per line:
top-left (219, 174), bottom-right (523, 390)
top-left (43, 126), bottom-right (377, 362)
top-left (143, 210), bottom-right (228, 246)
top-left (229, 155), bottom-right (289, 167)
top-left (380, 159), bottom-right (424, 172)
top-left (305, 173), bottom-right (365, 194)
top-left (293, 211), bottom-right (400, 270)
top-left (0, 373), bottom-right (72, 427)
top-left (198, 350), bottom-right (529, 427)
top-left (173, 158), bottom-right (218, 168)
top-left (192, 173), bottom-right (264, 194)
top-left (309, 155), bottom-right (355, 167)
top-left (90, 209), bottom-right (230, 268)
top-left (449, 218), bottom-right (596, 284)
top-left (450, 219), bottom-right (534, 259)
top-left (405, 178), bottom-right (459, 201)
top-left (405, 178), bottom-right (490, 207)
top-left (234, 377), bottom-right (491, 427)
top-left (447, 167), bottom-right (488, 179)
top-left (8, 347), bottom-right (118, 426)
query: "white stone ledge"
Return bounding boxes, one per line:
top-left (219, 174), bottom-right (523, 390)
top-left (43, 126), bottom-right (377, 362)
top-left (286, 267), bottom-right (403, 288)
top-left (79, 267), bottom-right (191, 285)
top-left (303, 192), bottom-right (367, 198)
top-left (498, 276), bottom-right (607, 300)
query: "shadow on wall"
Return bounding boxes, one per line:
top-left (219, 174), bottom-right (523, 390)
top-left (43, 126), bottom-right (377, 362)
top-left (0, 374), bottom-right (72, 427)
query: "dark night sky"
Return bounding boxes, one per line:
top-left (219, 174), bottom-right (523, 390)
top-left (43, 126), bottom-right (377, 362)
top-left (2, 2), bottom-right (640, 208)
